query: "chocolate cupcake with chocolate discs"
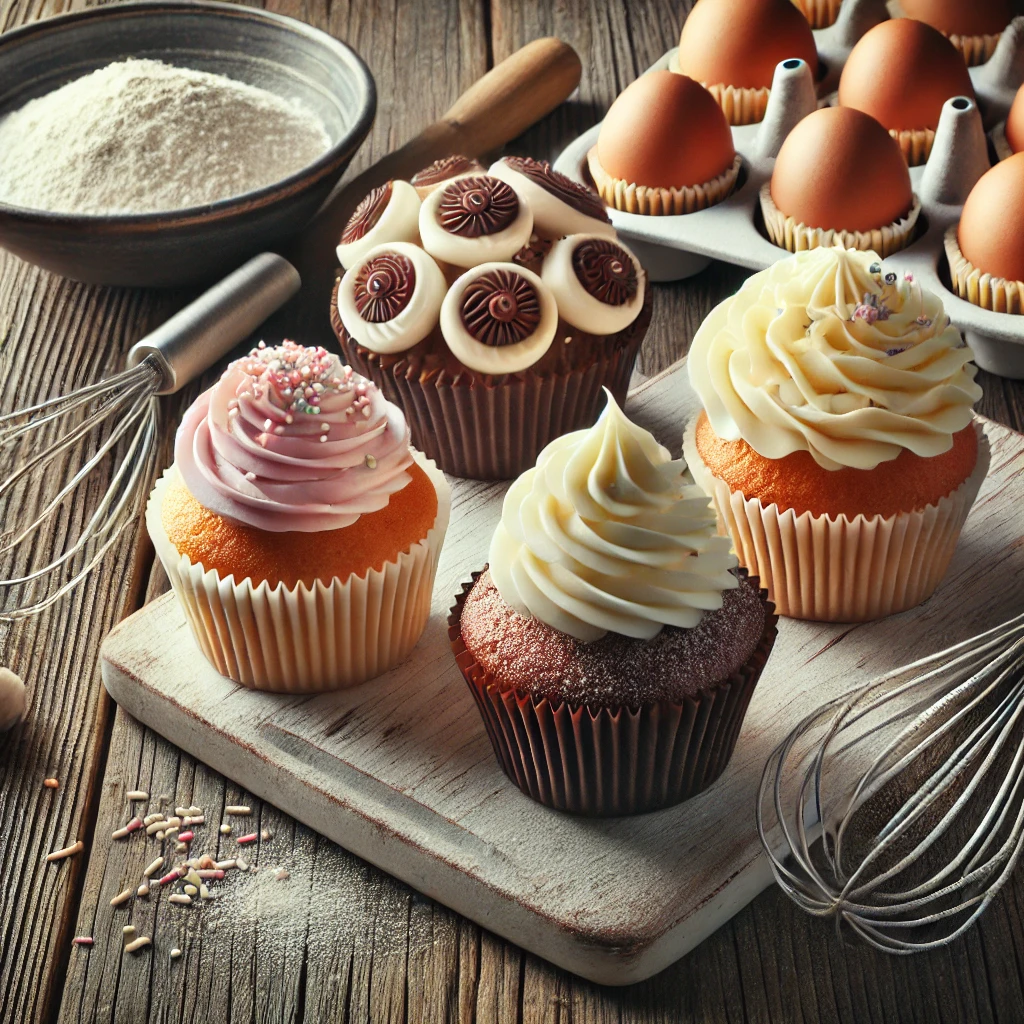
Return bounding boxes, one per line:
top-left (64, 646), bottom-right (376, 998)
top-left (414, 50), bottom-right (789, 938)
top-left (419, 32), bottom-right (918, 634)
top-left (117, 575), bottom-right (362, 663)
top-left (336, 179), bottom-right (421, 270)
top-left (449, 394), bottom-right (778, 815)
top-left (410, 155), bottom-right (485, 199)
top-left (332, 161), bottom-right (653, 480)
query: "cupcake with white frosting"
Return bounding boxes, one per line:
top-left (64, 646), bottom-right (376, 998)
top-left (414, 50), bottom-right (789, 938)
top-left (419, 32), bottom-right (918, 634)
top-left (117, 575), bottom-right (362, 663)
top-left (449, 393), bottom-right (778, 816)
top-left (148, 340), bottom-right (450, 692)
top-left (685, 247), bottom-right (987, 622)
top-left (331, 162), bottom-right (652, 480)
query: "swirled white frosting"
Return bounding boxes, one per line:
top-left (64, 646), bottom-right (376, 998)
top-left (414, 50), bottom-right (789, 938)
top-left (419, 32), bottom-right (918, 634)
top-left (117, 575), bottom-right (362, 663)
top-left (687, 247), bottom-right (982, 471)
top-left (489, 391), bottom-right (738, 642)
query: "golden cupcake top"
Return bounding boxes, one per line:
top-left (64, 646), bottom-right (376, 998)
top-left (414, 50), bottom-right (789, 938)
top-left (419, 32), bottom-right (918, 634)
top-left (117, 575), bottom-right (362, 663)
top-left (688, 247), bottom-right (982, 471)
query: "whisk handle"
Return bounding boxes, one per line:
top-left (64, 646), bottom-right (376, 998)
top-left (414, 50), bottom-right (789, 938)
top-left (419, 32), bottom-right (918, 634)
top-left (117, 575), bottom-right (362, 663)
top-left (127, 253), bottom-right (301, 394)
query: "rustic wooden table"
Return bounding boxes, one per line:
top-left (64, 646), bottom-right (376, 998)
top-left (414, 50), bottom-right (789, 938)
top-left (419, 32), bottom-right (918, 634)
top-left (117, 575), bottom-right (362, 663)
top-left (3, 0), bottom-right (1024, 1021)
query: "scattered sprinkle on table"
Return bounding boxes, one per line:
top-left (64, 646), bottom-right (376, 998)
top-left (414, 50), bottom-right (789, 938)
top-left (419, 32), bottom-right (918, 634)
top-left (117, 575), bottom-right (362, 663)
top-left (220, 824), bottom-right (232, 835)
top-left (237, 833), bottom-right (258, 845)
top-left (124, 936), bottom-right (151, 954)
top-left (225, 805), bottom-right (251, 815)
top-left (143, 856), bottom-right (164, 878)
top-left (127, 790), bottom-right (149, 801)
top-left (170, 948), bottom-right (182, 960)
top-left (72, 937), bottom-right (93, 947)
top-left (110, 888), bottom-right (133, 907)
top-left (43, 778), bottom-right (59, 789)
top-left (169, 894), bottom-right (192, 906)
top-left (46, 840), bottom-right (83, 862)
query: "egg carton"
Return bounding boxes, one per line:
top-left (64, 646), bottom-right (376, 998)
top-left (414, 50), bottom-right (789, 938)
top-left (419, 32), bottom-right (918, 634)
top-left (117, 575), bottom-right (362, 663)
top-left (553, 6), bottom-right (1024, 378)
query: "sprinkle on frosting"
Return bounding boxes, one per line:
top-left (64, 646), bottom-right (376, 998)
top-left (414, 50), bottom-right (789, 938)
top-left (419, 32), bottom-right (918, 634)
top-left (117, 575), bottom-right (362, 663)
top-left (341, 183), bottom-right (393, 244)
top-left (438, 176), bottom-right (518, 237)
top-left (489, 391), bottom-right (738, 642)
top-left (503, 156), bottom-right (610, 224)
top-left (354, 252), bottom-right (416, 323)
top-left (571, 238), bottom-right (638, 306)
top-left (687, 248), bottom-right (982, 471)
top-left (411, 155), bottom-right (483, 187)
top-left (174, 340), bottom-right (414, 532)
top-left (460, 268), bottom-right (541, 347)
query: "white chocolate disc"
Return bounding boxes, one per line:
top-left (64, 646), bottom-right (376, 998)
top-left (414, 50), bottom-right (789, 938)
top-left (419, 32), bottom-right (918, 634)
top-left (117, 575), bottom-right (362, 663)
top-left (338, 241), bottom-right (447, 354)
top-left (488, 158), bottom-right (616, 240)
top-left (336, 180), bottom-right (422, 269)
top-left (419, 174), bottom-right (534, 268)
top-left (542, 234), bottom-right (646, 335)
top-left (441, 262), bottom-right (558, 374)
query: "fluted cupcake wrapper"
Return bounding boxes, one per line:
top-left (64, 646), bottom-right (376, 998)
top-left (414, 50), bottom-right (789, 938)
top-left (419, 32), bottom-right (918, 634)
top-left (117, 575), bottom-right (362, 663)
top-left (683, 420), bottom-right (990, 623)
top-left (448, 570), bottom-right (778, 816)
top-left (588, 148), bottom-right (742, 216)
top-left (889, 127), bottom-right (935, 167)
top-left (704, 82), bottom-right (770, 126)
top-left (759, 183), bottom-right (921, 258)
top-left (790, 0), bottom-right (841, 29)
top-left (945, 225), bottom-right (1024, 314)
top-left (949, 31), bottom-right (1001, 67)
top-left (147, 457), bottom-right (451, 693)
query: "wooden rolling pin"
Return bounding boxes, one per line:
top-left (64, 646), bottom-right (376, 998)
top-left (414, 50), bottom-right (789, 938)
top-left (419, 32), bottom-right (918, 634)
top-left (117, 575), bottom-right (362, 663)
top-left (283, 37), bottom-right (583, 345)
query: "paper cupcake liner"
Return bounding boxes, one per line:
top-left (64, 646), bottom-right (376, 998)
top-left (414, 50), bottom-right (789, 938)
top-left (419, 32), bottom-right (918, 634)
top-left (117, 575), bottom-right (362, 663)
top-left (448, 570), bottom-right (779, 816)
top-left (683, 420), bottom-right (990, 622)
top-left (704, 82), bottom-right (770, 126)
top-left (945, 224), bottom-right (1024, 314)
top-left (759, 183), bottom-right (921, 258)
top-left (146, 458), bottom-right (451, 693)
top-left (332, 290), bottom-right (652, 480)
top-left (949, 31), bottom-right (1000, 67)
top-left (890, 127), bottom-right (935, 167)
top-left (992, 122), bottom-right (1014, 162)
top-left (588, 148), bottom-right (742, 216)
top-left (790, 0), bottom-right (841, 28)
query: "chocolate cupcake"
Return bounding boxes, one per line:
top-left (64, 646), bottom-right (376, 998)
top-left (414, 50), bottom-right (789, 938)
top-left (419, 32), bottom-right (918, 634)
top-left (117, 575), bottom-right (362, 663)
top-left (332, 165), bottom-right (653, 480)
top-left (448, 394), bottom-right (778, 815)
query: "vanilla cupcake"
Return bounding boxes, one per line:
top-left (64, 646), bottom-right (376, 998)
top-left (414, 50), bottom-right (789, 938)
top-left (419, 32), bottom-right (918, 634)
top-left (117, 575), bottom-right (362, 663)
top-left (685, 248), bottom-right (986, 622)
top-left (148, 341), bottom-right (450, 692)
top-left (449, 394), bottom-right (778, 815)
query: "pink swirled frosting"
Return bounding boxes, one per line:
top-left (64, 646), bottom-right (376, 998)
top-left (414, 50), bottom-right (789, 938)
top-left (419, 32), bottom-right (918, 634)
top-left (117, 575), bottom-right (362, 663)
top-left (175, 341), bottom-right (414, 532)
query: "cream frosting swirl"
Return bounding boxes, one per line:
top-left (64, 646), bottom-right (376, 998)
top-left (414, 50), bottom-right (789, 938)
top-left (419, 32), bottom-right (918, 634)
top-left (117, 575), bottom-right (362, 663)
top-left (488, 392), bottom-right (738, 642)
top-left (175, 341), bottom-right (414, 532)
top-left (688, 248), bottom-right (982, 471)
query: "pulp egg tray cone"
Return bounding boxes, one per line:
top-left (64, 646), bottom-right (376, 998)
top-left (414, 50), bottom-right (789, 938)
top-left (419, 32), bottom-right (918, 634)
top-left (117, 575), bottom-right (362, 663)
top-left (554, 0), bottom-right (1024, 379)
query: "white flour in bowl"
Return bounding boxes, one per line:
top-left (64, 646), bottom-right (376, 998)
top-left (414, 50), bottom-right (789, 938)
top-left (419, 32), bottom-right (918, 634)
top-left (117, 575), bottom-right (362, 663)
top-left (0, 58), bottom-right (332, 215)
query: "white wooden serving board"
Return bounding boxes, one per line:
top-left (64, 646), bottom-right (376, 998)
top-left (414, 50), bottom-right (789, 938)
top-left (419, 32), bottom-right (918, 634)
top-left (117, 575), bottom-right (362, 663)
top-left (101, 361), bottom-right (1024, 986)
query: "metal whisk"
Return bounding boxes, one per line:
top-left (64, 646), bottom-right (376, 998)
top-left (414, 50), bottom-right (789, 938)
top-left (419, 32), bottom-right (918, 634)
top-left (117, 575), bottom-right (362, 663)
top-left (0, 253), bottom-right (299, 619)
top-left (758, 611), bottom-right (1024, 953)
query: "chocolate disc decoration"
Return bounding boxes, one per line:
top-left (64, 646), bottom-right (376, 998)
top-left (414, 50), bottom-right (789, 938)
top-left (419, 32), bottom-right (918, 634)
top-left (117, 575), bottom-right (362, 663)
top-left (411, 155), bottom-right (484, 187)
top-left (461, 269), bottom-right (542, 346)
top-left (438, 176), bottom-right (519, 238)
top-left (504, 156), bottom-right (610, 224)
top-left (572, 239), bottom-right (639, 307)
top-left (341, 183), bottom-right (394, 245)
top-left (353, 253), bottom-right (417, 323)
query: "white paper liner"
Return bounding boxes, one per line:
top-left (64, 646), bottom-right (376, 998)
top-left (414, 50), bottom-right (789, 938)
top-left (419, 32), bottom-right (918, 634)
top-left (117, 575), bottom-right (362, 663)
top-left (948, 31), bottom-right (1001, 67)
top-left (945, 225), bottom-right (1024, 315)
top-left (790, 0), bottom-right (841, 29)
top-left (759, 183), bottom-right (921, 258)
top-left (890, 127), bottom-right (935, 167)
top-left (147, 455), bottom-right (451, 693)
top-left (683, 420), bottom-right (990, 622)
top-left (704, 82), bottom-right (770, 126)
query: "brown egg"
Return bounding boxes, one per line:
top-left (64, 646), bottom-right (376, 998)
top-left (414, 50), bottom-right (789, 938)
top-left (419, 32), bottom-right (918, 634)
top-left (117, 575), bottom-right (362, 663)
top-left (770, 107), bottom-right (914, 231)
top-left (958, 153), bottom-right (1024, 282)
top-left (1005, 84), bottom-right (1024, 153)
top-left (838, 19), bottom-right (975, 132)
top-left (596, 71), bottom-right (735, 190)
top-left (898, 0), bottom-right (1011, 37)
top-left (677, 0), bottom-right (818, 91)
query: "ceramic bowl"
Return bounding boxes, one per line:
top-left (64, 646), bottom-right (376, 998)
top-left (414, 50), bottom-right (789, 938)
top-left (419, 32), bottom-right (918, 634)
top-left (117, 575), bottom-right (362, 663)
top-left (0, 0), bottom-right (376, 287)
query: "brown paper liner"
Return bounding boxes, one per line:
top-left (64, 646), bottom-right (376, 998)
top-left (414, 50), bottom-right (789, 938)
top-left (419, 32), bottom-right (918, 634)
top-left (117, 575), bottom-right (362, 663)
top-left (683, 420), bottom-right (990, 622)
top-left (448, 569), bottom-right (778, 816)
top-left (945, 226), bottom-right (1024, 315)
top-left (790, 0), bottom-right (841, 28)
top-left (759, 183), bottom-right (921, 258)
top-left (890, 127), bottom-right (935, 166)
top-left (948, 31), bottom-right (1001, 67)
top-left (331, 284), bottom-right (653, 480)
top-left (992, 122), bottom-right (1014, 162)
top-left (588, 148), bottom-right (742, 216)
top-left (704, 83), bottom-right (770, 126)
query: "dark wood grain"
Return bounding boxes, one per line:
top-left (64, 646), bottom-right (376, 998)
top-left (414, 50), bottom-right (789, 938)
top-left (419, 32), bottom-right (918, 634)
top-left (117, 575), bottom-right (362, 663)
top-left (0, 0), bottom-right (1020, 1021)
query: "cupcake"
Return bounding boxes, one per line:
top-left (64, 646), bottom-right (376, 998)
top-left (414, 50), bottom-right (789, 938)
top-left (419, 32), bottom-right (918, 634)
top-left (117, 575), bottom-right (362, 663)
top-left (336, 179), bottom-right (422, 269)
top-left (685, 248), bottom-right (987, 623)
top-left (945, 153), bottom-right (1024, 314)
top-left (676, 0), bottom-right (819, 124)
top-left (410, 155), bottom-right (485, 199)
top-left (448, 393), bottom-right (778, 815)
top-left (899, 0), bottom-right (1012, 66)
top-left (148, 340), bottom-right (451, 692)
top-left (761, 107), bottom-right (921, 257)
top-left (331, 164), bottom-right (652, 480)
top-left (838, 19), bottom-right (976, 165)
top-left (587, 71), bottom-right (740, 215)
top-left (790, 0), bottom-right (841, 29)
